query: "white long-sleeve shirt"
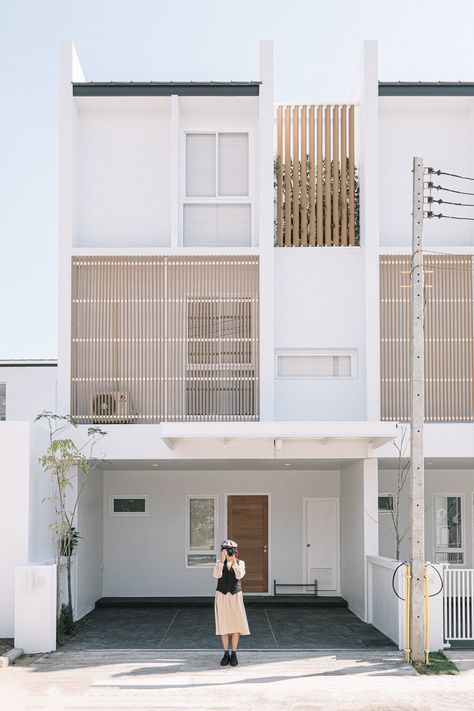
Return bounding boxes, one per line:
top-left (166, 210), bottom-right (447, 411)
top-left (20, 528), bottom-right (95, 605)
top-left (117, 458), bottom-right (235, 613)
top-left (212, 559), bottom-right (246, 580)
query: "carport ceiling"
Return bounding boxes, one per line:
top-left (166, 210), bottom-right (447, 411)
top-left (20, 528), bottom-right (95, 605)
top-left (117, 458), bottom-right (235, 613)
top-left (102, 458), bottom-right (357, 471)
top-left (379, 457), bottom-right (474, 470)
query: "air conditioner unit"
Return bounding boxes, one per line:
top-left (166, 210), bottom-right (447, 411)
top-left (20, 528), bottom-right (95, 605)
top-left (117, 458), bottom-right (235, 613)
top-left (91, 391), bottom-right (131, 424)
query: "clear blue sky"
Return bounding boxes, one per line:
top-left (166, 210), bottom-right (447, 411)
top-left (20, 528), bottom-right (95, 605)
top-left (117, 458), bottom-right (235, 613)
top-left (2, 0), bottom-right (474, 358)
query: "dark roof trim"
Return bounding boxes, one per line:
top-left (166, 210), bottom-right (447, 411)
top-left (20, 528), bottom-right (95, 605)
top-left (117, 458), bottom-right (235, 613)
top-left (0, 361), bottom-right (57, 368)
top-left (379, 82), bottom-right (474, 97)
top-left (73, 82), bottom-right (260, 97)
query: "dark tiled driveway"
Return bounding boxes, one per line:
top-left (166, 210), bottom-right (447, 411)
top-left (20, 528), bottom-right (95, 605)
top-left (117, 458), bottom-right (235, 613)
top-left (64, 606), bottom-right (395, 651)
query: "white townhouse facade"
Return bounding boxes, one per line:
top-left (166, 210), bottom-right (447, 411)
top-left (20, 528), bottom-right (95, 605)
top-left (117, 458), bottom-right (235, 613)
top-left (2, 39), bottom-right (474, 648)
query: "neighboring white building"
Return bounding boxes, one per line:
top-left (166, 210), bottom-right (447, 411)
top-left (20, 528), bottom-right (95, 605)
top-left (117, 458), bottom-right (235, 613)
top-left (2, 39), bottom-right (474, 648)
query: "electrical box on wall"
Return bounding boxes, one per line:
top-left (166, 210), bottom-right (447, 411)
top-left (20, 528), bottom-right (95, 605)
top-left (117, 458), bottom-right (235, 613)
top-left (15, 564), bottom-right (56, 653)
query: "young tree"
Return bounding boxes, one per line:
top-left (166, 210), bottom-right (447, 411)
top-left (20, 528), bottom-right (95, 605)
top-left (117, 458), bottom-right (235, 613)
top-left (36, 412), bottom-right (106, 637)
top-left (390, 425), bottom-right (411, 561)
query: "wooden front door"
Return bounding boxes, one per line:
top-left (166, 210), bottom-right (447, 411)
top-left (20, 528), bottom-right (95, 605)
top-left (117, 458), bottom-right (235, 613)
top-left (227, 495), bottom-right (268, 593)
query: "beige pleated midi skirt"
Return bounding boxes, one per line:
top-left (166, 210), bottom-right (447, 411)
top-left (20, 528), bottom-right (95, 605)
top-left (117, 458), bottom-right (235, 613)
top-left (214, 591), bottom-right (250, 636)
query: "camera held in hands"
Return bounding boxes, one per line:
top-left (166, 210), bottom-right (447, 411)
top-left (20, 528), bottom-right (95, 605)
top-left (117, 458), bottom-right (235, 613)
top-left (221, 539), bottom-right (238, 557)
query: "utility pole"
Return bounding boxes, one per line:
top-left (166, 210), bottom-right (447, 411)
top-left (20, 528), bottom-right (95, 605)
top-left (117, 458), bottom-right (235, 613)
top-left (410, 156), bottom-right (425, 663)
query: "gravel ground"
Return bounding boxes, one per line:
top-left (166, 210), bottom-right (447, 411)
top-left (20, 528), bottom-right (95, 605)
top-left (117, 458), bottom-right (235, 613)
top-left (0, 639), bottom-right (13, 656)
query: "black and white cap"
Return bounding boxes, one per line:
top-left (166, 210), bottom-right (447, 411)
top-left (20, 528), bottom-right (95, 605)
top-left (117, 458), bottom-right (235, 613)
top-left (221, 539), bottom-right (238, 548)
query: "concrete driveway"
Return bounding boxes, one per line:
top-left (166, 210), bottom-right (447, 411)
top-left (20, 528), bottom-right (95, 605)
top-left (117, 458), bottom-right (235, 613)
top-left (3, 649), bottom-right (474, 711)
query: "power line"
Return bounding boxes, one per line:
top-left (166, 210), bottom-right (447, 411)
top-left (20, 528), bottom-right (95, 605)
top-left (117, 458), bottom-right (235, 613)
top-left (425, 212), bottom-right (474, 222)
top-left (427, 168), bottom-right (474, 182)
top-left (426, 197), bottom-right (474, 208)
top-left (424, 182), bottom-right (474, 197)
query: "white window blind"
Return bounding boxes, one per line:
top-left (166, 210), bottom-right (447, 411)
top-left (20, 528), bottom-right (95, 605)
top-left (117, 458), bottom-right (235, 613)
top-left (184, 132), bottom-right (251, 246)
top-left (218, 133), bottom-right (249, 196)
top-left (183, 204), bottom-right (251, 247)
top-left (186, 133), bottom-right (216, 197)
top-left (277, 353), bottom-right (353, 378)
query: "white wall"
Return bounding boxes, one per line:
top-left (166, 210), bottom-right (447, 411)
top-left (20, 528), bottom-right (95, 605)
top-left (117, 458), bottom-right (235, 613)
top-left (379, 97), bottom-right (474, 248)
top-left (76, 467), bottom-right (103, 618)
top-left (75, 100), bottom-right (171, 247)
top-left (28, 424), bottom-right (55, 565)
top-left (274, 249), bottom-right (366, 420)
top-left (0, 423), bottom-right (30, 636)
top-left (367, 555), bottom-right (444, 653)
top-left (340, 458), bottom-right (378, 620)
top-left (102, 467), bottom-right (339, 597)
top-left (367, 555), bottom-right (405, 648)
top-left (379, 466), bottom-right (474, 568)
top-left (0, 365), bottom-right (57, 422)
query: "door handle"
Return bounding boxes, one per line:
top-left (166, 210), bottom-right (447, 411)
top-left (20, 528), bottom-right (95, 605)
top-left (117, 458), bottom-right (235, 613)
top-left (307, 544), bottom-right (311, 547)
top-left (263, 546), bottom-right (268, 553)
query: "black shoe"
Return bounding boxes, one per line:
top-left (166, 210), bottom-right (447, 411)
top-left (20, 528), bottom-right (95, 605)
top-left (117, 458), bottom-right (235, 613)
top-left (230, 651), bottom-right (238, 666)
top-left (220, 651), bottom-right (230, 666)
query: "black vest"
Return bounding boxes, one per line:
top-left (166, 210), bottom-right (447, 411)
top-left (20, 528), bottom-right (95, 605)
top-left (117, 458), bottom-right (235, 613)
top-left (216, 562), bottom-right (242, 595)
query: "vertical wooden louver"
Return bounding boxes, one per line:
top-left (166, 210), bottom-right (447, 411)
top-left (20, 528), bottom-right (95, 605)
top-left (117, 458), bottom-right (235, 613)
top-left (275, 104), bottom-right (358, 247)
top-left (71, 256), bottom-right (259, 423)
top-left (380, 255), bottom-right (473, 422)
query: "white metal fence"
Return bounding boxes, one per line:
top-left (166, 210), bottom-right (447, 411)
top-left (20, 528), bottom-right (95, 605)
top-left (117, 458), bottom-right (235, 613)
top-left (444, 568), bottom-right (474, 641)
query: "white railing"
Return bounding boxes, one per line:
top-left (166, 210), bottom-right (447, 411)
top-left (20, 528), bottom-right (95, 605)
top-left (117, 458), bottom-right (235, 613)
top-left (444, 568), bottom-right (474, 641)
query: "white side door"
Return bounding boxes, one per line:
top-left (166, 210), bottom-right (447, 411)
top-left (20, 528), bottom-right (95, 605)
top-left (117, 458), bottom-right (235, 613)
top-left (304, 498), bottom-right (340, 594)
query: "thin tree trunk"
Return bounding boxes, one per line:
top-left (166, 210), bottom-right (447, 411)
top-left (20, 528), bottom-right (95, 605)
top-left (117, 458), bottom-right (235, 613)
top-left (67, 555), bottom-right (73, 614)
top-left (56, 562), bottom-right (61, 620)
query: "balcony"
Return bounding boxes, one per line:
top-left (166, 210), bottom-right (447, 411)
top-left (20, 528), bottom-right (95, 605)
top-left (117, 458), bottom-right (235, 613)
top-left (274, 104), bottom-right (359, 247)
top-left (380, 254), bottom-right (474, 421)
top-left (70, 255), bottom-right (259, 424)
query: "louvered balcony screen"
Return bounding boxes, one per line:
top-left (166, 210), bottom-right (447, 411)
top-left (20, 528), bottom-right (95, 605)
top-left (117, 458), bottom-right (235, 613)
top-left (71, 255), bottom-right (259, 423)
top-left (380, 254), bottom-right (473, 422)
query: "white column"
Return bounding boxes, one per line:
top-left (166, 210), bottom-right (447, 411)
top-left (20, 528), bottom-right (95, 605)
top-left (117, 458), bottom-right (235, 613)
top-left (170, 95), bottom-right (180, 247)
top-left (258, 40), bottom-right (275, 421)
top-left (57, 42), bottom-right (85, 415)
top-left (355, 40), bottom-right (380, 421)
top-left (340, 457), bottom-right (379, 621)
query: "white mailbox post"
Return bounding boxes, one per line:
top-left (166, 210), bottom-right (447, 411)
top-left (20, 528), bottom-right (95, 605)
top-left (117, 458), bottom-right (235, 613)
top-left (15, 564), bottom-right (56, 653)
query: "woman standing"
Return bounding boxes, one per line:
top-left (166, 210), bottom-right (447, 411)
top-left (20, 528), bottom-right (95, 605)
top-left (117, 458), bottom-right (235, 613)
top-left (213, 539), bottom-right (250, 666)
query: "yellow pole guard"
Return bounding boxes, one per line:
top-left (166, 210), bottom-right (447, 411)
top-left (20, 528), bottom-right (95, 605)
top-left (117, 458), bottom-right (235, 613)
top-left (424, 563), bottom-right (430, 665)
top-left (404, 563), bottom-right (411, 663)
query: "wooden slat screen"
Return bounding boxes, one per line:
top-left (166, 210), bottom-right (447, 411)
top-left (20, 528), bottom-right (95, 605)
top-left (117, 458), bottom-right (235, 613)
top-left (380, 254), bottom-right (473, 422)
top-left (71, 256), bottom-right (259, 423)
top-left (275, 104), bottom-right (358, 247)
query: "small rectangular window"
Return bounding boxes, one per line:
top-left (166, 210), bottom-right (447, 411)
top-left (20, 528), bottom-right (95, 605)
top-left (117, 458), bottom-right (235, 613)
top-left (378, 494), bottom-right (394, 513)
top-left (110, 495), bottom-right (149, 516)
top-left (187, 496), bottom-right (217, 567)
top-left (0, 383), bottom-right (5, 421)
top-left (434, 494), bottom-right (463, 564)
top-left (276, 351), bottom-right (355, 379)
